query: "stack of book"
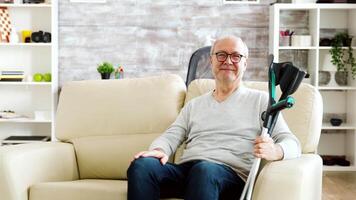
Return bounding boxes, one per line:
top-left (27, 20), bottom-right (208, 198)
top-left (0, 69), bottom-right (25, 81)
top-left (2, 135), bottom-right (50, 145)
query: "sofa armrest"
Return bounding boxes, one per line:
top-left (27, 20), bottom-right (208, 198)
top-left (0, 142), bottom-right (79, 200)
top-left (252, 154), bottom-right (322, 200)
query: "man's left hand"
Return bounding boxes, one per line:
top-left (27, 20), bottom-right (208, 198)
top-left (254, 136), bottom-right (284, 161)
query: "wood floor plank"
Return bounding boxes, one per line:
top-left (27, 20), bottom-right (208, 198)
top-left (323, 172), bottom-right (356, 200)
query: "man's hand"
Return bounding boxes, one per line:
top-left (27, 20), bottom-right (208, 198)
top-left (254, 136), bottom-right (284, 161)
top-left (133, 149), bottom-right (169, 165)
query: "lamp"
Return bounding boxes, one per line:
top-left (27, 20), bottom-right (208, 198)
top-left (321, 53), bottom-right (338, 87)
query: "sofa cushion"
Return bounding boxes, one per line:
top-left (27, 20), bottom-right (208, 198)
top-left (56, 74), bottom-right (186, 141)
top-left (30, 179), bottom-right (127, 200)
top-left (181, 79), bottom-right (322, 155)
top-left (29, 179), bottom-right (181, 200)
top-left (70, 134), bottom-right (162, 179)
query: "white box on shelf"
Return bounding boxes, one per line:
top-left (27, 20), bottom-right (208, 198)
top-left (34, 110), bottom-right (51, 121)
top-left (291, 35), bottom-right (312, 47)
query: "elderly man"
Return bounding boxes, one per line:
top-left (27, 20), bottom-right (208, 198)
top-left (127, 36), bottom-right (301, 200)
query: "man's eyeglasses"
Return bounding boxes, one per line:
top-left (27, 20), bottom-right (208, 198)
top-left (214, 51), bottom-right (245, 63)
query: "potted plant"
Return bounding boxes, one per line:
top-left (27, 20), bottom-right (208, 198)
top-left (97, 62), bottom-right (115, 79)
top-left (329, 32), bottom-right (356, 79)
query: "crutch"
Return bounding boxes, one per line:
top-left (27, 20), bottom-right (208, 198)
top-left (239, 54), bottom-right (307, 200)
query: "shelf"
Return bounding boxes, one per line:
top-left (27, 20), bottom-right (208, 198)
top-left (0, 82), bottom-right (51, 86)
top-left (323, 166), bottom-right (356, 172)
top-left (318, 86), bottom-right (356, 91)
top-left (274, 3), bottom-right (356, 10)
top-left (0, 0), bottom-right (56, 147)
top-left (0, 118), bottom-right (51, 123)
top-left (0, 3), bottom-right (51, 8)
top-left (322, 123), bottom-right (356, 130)
top-left (271, 3), bottom-right (356, 173)
top-left (319, 47), bottom-right (356, 50)
top-left (279, 46), bottom-right (356, 51)
top-left (0, 43), bottom-right (52, 47)
top-left (279, 46), bottom-right (317, 50)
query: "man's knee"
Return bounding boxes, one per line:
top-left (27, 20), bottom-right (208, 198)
top-left (128, 157), bottom-right (160, 174)
top-left (190, 161), bottom-right (224, 179)
top-left (127, 157), bottom-right (159, 171)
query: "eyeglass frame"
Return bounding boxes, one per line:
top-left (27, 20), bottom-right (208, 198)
top-left (212, 51), bottom-right (245, 63)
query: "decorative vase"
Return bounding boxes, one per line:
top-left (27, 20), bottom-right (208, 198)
top-left (335, 71), bottom-right (348, 86)
top-left (344, 37), bottom-right (352, 47)
top-left (100, 73), bottom-right (111, 80)
top-left (318, 71), bottom-right (331, 86)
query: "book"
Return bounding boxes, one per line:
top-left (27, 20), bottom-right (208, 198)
top-left (0, 75), bottom-right (24, 78)
top-left (0, 69), bottom-right (24, 75)
top-left (1, 72), bottom-right (24, 75)
top-left (0, 74), bottom-right (24, 81)
top-left (2, 135), bottom-right (50, 145)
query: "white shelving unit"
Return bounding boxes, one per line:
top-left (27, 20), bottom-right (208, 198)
top-left (0, 1), bottom-right (58, 143)
top-left (270, 3), bottom-right (356, 172)
top-left (0, 43), bottom-right (52, 46)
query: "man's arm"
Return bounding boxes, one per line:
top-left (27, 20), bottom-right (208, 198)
top-left (254, 114), bottom-right (301, 161)
top-left (254, 92), bottom-right (301, 161)
top-left (272, 114), bottom-right (301, 160)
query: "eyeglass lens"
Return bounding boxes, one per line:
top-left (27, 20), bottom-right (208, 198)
top-left (215, 52), bottom-right (242, 63)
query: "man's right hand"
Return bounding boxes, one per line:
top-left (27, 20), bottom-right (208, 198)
top-left (133, 149), bottom-right (169, 165)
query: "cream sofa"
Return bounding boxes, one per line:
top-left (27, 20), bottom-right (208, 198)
top-left (0, 74), bottom-right (323, 200)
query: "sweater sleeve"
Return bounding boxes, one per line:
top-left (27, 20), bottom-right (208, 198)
top-left (271, 114), bottom-right (302, 160)
top-left (149, 102), bottom-right (190, 157)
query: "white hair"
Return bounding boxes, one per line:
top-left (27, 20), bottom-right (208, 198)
top-left (210, 36), bottom-right (249, 58)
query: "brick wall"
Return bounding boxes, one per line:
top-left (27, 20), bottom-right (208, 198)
top-left (59, 0), bottom-right (280, 85)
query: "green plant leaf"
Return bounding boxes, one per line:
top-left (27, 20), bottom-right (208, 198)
top-left (97, 62), bottom-right (115, 74)
top-left (329, 32), bottom-right (356, 79)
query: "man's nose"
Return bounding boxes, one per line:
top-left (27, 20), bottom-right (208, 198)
top-left (224, 55), bottom-right (233, 64)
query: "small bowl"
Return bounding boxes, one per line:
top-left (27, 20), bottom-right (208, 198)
top-left (330, 118), bottom-right (342, 126)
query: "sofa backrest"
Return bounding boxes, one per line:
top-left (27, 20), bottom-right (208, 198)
top-left (183, 79), bottom-right (323, 154)
top-left (55, 75), bottom-right (186, 179)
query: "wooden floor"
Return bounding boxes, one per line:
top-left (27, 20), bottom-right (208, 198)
top-left (323, 172), bottom-right (356, 200)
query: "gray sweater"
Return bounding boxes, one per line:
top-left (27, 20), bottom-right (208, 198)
top-left (149, 86), bottom-right (301, 181)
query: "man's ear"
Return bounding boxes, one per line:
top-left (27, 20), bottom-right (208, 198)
top-left (242, 59), bottom-right (247, 72)
top-left (210, 55), bottom-right (213, 64)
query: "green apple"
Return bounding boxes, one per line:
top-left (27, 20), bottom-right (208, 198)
top-left (33, 73), bottom-right (43, 82)
top-left (43, 73), bottom-right (51, 82)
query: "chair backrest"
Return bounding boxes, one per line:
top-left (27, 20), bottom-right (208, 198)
top-left (55, 75), bottom-right (186, 179)
top-left (186, 46), bottom-right (213, 86)
top-left (184, 79), bottom-right (323, 154)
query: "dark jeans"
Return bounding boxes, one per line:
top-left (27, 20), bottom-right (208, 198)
top-left (127, 157), bottom-right (245, 200)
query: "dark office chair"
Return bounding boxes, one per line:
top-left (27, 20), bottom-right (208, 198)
top-left (185, 46), bottom-right (214, 87)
